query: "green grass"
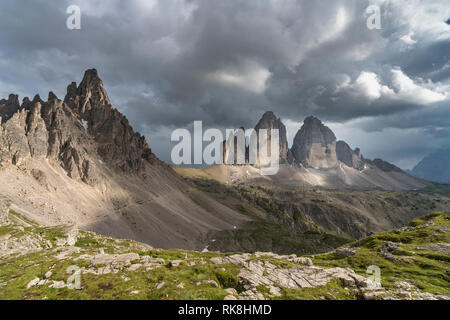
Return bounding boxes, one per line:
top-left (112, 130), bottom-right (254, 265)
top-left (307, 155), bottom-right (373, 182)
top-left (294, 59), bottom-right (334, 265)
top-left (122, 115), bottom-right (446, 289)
top-left (1, 209), bottom-right (448, 300)
top-left (0, 251), bottom-right (241, 300)
top-left (0, 225), bottom-right (14, 236)
top-left (32, 226), bottom-right (67, 246)
top-left (277, 279), bottom-right (358, 300)
top-left (312, 211), bottom-right (450, 296)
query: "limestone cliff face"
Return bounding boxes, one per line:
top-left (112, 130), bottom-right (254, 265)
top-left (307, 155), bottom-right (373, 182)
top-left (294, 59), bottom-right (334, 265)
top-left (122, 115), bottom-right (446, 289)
top-left (0, 69), bottom-right (160, 183)
top-left (254, 111), bottom-right (293, 164)
top-left (336, 141), bottom-right (365, 171)
top-left (64, 69), bottom-right (159, 173)
top-left (289, 116), bottom-right (403, 172)
top-left (221, 111), bottom-right (293, 165)
top-left (219, 112), bottom-right (406, 175)
top-left (290, 116), bottom-right (338, 169)
top-left (222, 127), bottom-right (248, 165)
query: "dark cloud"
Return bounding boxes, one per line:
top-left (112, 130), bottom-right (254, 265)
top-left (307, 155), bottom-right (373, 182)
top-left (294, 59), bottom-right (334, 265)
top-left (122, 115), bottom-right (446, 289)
top-left (0, 0), bottom-right (449, 166)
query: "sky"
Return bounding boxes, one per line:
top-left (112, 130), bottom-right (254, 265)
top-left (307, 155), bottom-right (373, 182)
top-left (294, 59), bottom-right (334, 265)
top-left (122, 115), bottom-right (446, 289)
top-left (0, 0), bottom-right (449, 169)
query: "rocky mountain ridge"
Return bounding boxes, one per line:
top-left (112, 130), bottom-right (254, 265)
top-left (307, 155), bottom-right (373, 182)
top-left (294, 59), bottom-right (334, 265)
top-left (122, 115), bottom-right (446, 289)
top-left (0, 69), bottom-right (250, 250)
top-left (0, 69), bottom-right (160, 183)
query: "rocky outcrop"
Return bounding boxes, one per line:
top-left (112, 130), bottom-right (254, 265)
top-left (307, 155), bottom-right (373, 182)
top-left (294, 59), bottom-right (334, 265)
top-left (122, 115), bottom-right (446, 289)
top-left (0, 94), bottom-right (20, 124)
top-left (336, 140), bottom-right (365, 170)
top-left (0, 69), bottom-right (160, 182)
top-left (290, 116), bottom-right (405, 173)
top-left (210, 252), bottom-right (378, 299)
top-left (222, 127), bottom-right (248, 165)
top-left (222, 112), bottom-right (293, 165)
top-left (254, 111), bottom-right (293, 164)
top-left (64, 69), bottom-right (160, 173)
top-left (290, 116), bottom-right (338, 168)
top-left (239, 261), bottom-right (375, 294)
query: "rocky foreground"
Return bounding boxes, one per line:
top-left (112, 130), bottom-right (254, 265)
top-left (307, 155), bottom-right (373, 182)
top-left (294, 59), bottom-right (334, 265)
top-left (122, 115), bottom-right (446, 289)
top-left (0, 202), bottom-right (448, 300)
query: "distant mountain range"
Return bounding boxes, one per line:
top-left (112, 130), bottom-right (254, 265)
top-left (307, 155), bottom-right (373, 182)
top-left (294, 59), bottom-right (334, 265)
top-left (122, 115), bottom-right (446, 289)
top-left (408, 148), bottom-right (450, 183)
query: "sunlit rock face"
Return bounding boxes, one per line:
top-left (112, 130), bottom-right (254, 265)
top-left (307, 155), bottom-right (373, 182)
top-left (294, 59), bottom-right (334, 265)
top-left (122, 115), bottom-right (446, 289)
top-left (291, 116), bottom-right (338, 169)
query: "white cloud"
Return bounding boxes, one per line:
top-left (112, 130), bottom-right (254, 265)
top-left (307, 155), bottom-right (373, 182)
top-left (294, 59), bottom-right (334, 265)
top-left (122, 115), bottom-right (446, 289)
top-left (391, 68), bottom-right (447, 104)
top-left (352, 72), bottom-right (394, 101)
top-left (388, 0), bottom-right (450, 42)
top-left (207, 64), bottom-right (271, 94)
top-left (400, 32), bottom-right (417, 45)
top-left (342, 69), bottom-right (447, 104)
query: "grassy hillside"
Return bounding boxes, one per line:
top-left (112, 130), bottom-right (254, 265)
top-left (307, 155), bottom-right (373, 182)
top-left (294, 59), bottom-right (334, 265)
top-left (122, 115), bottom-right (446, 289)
top-left (313, 211), bottom-right (450, 296)
top-left (0, 209), bottom-right (448, 300)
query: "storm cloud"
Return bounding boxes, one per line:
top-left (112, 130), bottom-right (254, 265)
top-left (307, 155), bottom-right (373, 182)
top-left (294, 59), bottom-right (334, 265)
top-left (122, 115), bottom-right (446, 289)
top-left (0, 0), bottom-right (449, 168)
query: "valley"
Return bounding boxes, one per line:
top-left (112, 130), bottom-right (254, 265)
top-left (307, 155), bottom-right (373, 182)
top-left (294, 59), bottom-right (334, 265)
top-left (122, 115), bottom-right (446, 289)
top-left (1, 69), bottom-right (449, 300)
top-left (179, 175), bottom-right (450, 254)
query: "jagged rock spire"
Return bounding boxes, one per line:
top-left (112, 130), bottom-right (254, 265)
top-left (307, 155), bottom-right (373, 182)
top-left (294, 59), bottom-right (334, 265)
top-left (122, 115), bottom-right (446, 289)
top-left (48, 91), bottom-right (58, 101)
top-left (0, 94), bottom-right (20, 123)
top-left (254, 111), bottom-right (292, 164)
top-left (64, 68), bottom-right (111, 113)
top-left (78, 68), bottom-right (111, 106)
top-left (0, 68), bottom-right (160, 178)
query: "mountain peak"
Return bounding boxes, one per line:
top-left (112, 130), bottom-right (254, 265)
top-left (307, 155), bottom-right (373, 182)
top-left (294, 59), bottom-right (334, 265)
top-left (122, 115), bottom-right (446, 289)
top-left (7, 94), bottom-right (19, 106)
top-left (0, 94), bottom-right (20, 123)
top-left (48, 91), bottom-right (58, 101)
top-left (255, 111), bottom-right (280, 128)
top-left (303, 115), bottom-right (322, 125)
top-left (254, 111), bottom-right (292, 164)
top-left (81, 68), bottom-right (101, 83)
top-left (78, 69), bottom-right (104, 91)
top-left (291, 116), bottom-right (338, 168)
top-left (260, 111), bottom-right (277, 120)
top-left (64, 69), bottom-right (111, 112)
top-left (0, 68), bottom-right (159, 176)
